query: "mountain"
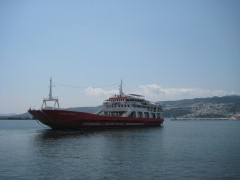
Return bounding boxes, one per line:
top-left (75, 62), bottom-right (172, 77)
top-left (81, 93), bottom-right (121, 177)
top-left (0, 113), bottom-right (17, 116)
top-left (160, 95), bottom-right (240, 105)
top-left (160, 95), bottom-right (240, 118)
top-left (0, 106), bottom-right (103, 120)
top-left (1, 96), bottom-right (239, 119)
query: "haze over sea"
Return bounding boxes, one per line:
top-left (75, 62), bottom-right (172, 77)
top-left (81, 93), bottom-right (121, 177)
top-left (0, 119), bottom-right (239, 179)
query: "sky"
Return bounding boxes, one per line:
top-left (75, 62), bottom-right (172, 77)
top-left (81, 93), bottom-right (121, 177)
top-left (0, 0), bottom-right (240, 114)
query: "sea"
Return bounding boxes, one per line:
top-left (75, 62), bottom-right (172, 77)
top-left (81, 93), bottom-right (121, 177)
top-left (0, 119), bottom-right (240, 180)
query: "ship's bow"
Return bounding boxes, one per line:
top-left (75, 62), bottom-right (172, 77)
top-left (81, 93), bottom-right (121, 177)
top-left (28, 109), bottom-right (58, 129)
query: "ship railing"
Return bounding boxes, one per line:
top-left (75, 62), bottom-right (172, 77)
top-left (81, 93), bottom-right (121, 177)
top-left (122, 108), bottom-right (134, 117)
top-left (95, 107), bottom-right (103, 115)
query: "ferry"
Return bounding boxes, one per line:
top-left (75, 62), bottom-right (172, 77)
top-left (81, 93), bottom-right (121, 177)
top-left (28, 79), bottom-right (164, 129)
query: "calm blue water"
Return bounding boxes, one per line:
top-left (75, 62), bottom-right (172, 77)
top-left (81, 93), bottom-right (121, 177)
top-left (0, 119), bottom-right (240, 180)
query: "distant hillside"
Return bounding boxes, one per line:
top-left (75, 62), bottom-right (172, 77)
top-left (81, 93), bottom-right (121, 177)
top-left (160, 95), bottom-right (240, 118)
top-left (1, 95), bottom-right (239, 119)
top-left (0, 113), bottom-right (17, 116)
top-left (0, 106), bottom-right (102, 120)
top-left (161, 95), bottom-right (240, 105)
top-left (0, 112), bottom-right (32, 120)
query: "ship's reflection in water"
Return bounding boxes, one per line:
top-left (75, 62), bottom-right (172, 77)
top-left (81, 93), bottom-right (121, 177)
top-left (36, 129), bottom-right (96, 140)
top-left (37, 127), bottom-right (161, 140)
top-left (33, 127), bottom-right (164, 180)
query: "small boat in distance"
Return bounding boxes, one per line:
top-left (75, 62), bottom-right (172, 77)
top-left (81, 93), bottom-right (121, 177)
top-left (28, 79), bottom-right (164, 129)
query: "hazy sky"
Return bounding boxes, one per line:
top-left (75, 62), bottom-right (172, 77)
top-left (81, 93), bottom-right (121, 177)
top-left (0, 0), bottom-right (240, 114)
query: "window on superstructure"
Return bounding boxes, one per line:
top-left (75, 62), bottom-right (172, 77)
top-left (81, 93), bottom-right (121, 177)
top-left (152, 113), bottom-right (156, 118)
top-left (138, 112), bottom-right (143, 118)
top-left (144, 112), bottom-right (149, 118)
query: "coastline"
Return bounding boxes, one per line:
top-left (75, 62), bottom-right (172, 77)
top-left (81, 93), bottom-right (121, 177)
top-left (0, 117), bottom-right (33, 120)
top-left (0, 117), bottom-right (237, 121)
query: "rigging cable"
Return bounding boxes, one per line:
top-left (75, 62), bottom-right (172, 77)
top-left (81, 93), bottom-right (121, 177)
top-left (53, 82), bottom-right (119, 89)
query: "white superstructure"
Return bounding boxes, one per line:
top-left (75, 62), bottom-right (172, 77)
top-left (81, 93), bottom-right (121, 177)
top-left (96, 81), bottom-right (163, 119)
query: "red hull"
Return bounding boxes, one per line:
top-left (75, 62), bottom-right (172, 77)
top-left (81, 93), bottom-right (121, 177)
top-left (29, 109), bottom-right (164, 129)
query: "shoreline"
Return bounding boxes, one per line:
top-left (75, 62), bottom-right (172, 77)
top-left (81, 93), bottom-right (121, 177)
top-left (0, 117), bottom-right (33, 120)
top-left (171, 117), bottom-right (238, 121)
top-left (0, 117), bottom-right (237, 121)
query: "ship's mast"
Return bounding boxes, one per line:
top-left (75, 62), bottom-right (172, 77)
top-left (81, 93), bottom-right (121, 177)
top-left (49, 78), bottom-right (53, 99)
top-left (42, 78), bottom-right (60, 109)
top-left (119, 80), bottom-right (124, 97)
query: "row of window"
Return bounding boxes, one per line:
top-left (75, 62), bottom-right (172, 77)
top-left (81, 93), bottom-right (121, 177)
top-left (110, 98), bottom-right (145, 103)
top-left (106, 105), bottom-right (130, 108)
top-left (110, 99), bottom-right (126, 102)
top-left (102, 111), bottom-right (161, 118)
top-left (105, 104), bottom-right (161, 112)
